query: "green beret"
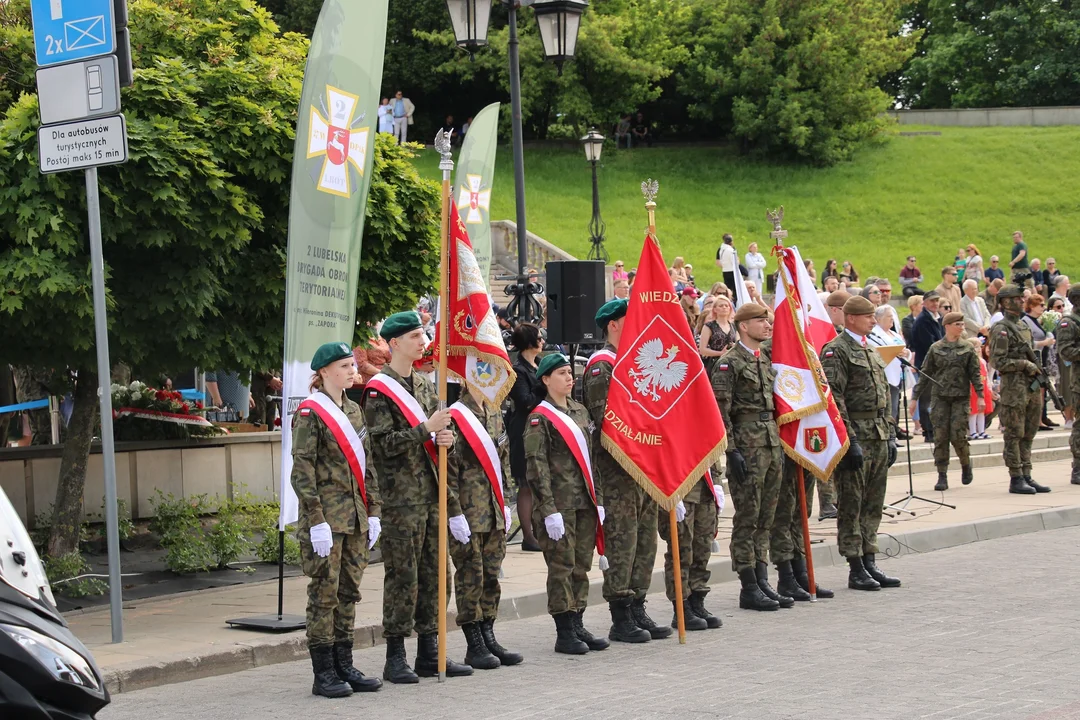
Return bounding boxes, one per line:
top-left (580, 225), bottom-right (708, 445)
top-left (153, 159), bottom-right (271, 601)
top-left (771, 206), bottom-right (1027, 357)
top-left (310, 341), bottom-right (354, 371)
top-left (997, 284), bottom-right (1025, 299)
top-left (842, 296), bottom-right (876, 316)
top-left (536, 353), bottom-right (570, 379)
top-left (595, 298), bottom-right (628, 328)
top-left (379, 311), bottom-right (423, 340)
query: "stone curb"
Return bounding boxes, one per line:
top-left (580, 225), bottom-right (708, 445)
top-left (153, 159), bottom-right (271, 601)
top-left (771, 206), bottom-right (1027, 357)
top-left (102, 503), bottom-right (1080, 695)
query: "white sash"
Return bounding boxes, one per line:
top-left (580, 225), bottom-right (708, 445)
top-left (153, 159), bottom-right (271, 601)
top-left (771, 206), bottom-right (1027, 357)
top-left (585, 348), bottom-right (616, 369)
top-left (365, 373), bottom-right (431, 424)
top-left (538, 400), bottom-right (594, 490)
top-left (450, 401), bottom-right (505, 508)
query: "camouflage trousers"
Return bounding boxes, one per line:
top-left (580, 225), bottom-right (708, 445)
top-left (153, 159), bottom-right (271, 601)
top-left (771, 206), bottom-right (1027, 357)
top-left (449, 528), bottom-right (505, 626)
top-left (1073, 398), bottom-right (1080, 470)
top-left (835, 439), bottom-right (889, 558)
top-left (999, 389), bottom-right (1041, 477)
top-left (804, 472), bottom-right (836, 518)
top-left (298, 526), bottom-right (369, 648)
top-left (601, 475), bottom-right (658, 602)
top-left (728, 444), bottom-right (783, 572)
top-left (380, 504), bottom-right (452, 638)
top-left (534, 507), bottom-right (597, 616)
top-left (931, 396), bottom-right (972, 470)
top-left (770, 457), bottom-right (811, 564)
top-left (658, 489), bottom-right (718, 603)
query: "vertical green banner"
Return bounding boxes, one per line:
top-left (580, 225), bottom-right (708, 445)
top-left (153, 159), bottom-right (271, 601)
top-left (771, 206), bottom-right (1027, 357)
top-left (454, 103), bottom-right (501, 284)
top-left (279, 0), bottom-right (390, 527)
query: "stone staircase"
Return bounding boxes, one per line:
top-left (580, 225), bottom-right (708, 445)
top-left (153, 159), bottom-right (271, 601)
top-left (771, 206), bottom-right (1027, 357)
top-left (888, 428), bottom-right (1072, 477)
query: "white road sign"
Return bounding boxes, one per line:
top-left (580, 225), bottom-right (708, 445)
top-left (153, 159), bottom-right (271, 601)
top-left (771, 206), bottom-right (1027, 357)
top-left (37, 55), bottom-right (121, 125)
top-left (37, 114), bottom-right (128, 174)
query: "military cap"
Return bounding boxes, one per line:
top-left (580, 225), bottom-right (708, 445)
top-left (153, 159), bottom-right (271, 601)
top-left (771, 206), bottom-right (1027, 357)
top-left (310, 341), bottom-right (354, 371)
top-left (843, 296), bottom-right (876, 316)
top-left (379, 311), bottom-right (423, 340)
top-left (536, 353), bottom-right (570, 378)
top-left (734, 303), bottom-right (769, 323)
top-left (826, 290), bottom-right (852, 308)
top-left (1068, 284), bottom-right (1080, 304)
top-left (997, 284), bottom-right (1025, 299)
top-left (943, 311), bottom-right (965, 325)
top-left (595, 298), bottom-right (629, 328)
top-left (922, 290), bottom-right (940, 301)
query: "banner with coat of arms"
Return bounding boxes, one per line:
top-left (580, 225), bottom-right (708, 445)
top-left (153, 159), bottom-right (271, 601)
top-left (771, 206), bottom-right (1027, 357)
top-left (278, 0), bottom-right (390, 529)
top-left (454, 102), bottom-right (500, 283)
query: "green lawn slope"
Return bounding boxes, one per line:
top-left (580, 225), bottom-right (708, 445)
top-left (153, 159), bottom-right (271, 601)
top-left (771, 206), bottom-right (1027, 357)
top-left (412, 126), bottom-right (1080, 288)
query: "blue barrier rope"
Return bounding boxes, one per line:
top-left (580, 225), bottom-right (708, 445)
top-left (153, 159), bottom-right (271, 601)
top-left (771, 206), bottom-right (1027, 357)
top-left (179, 388), bottom-right (205, 401)
top-left (0, 398), bottom-right (49, 414)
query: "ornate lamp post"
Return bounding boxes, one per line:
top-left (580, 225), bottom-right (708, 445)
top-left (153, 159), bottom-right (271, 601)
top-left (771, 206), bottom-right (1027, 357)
top-left (581, 128), bottom-right (606, 263)
top-left (444, 0), bottom-right (588, 322)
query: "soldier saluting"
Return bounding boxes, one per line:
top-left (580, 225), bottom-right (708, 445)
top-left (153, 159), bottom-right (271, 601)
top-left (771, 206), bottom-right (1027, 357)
top-left (290, 342), bottom-right (384, 698)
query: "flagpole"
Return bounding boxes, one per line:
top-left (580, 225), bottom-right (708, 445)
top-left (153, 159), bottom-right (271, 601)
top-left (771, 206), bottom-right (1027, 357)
top-left (435, 129), bottom-right (454, 682)
top-left (669, 508), bottom-right (687, 644)
top-left (795, 466), bottom-right (817, 601)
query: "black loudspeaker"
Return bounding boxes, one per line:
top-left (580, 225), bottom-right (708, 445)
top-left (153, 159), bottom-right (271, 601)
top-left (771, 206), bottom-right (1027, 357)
top-left (545, 260), bottom-right (606, 345)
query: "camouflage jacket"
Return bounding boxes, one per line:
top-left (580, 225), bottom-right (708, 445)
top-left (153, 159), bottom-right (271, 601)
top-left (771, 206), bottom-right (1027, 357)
top-left (988, 314), bottom-right (1041, 407)
top-left (290, 390), bottom-right (381, 534)
top-left (366, 366), bottom-right (462, 513)
top-left (821, 331), bottom-right (893, 442)
top-left (525, 395), bottom-right (595, 518)
top-left (449, 392), bottom-right (511, 533)
top-left (1055, 311), bottom-right (1080, 396)
top-left (913, 338), bottom-right (984, 401)
top-left (582, 343), bottom-right (624, 505)
top-left (711, 342), bottom-right (780, 449)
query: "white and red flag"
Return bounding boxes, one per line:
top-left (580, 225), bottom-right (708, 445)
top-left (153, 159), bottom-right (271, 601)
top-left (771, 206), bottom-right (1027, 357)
top-left (771, 245), bottom-right (849, 479)
top-left (433, 213), bottom-right (515, 407)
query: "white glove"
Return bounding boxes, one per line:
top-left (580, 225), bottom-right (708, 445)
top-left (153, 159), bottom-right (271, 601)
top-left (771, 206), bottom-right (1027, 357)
top-left (713, 485), bottom-right (726, 514)
top-left (503, 506), bottom-right (513, 535)
top-left (367, 516), bottom-right (381, 550)
top-left (597, 505), bottom-right (606, 525)
top-left (310, 522), bottom-right (333, 558)
top-left (449, 514), bottom-right (471, 545)
top-left (544, 512), bottom-right (565, 542)
top-left (675, 501), bottom-right (687, 523)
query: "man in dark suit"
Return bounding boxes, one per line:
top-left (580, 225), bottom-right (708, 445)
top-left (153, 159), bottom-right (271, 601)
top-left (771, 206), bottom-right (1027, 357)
top-left (911, 291), bottom-right (945, 443)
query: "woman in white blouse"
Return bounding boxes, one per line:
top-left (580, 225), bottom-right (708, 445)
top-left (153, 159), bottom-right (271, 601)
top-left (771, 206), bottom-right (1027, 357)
top-left (744, 242), bottom-right (767, 294)
top-left (870, 305), bottom-right (911, 438)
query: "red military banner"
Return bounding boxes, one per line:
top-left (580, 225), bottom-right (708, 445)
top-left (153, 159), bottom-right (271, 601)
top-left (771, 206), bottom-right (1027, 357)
top-left (600, 233), bottom-right (727, 510)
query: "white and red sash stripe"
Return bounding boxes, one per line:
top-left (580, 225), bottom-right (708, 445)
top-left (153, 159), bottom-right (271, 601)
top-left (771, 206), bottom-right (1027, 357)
top-left (534, 400), bottom-right (605, 556)
top-left (704, 469), bottom-right (721, 509)
top-left (297, 393), bottom-right (368, 508)
top-left (365, 373), bottom-right (437, 464)
top-left (585, 348), bottom-right (616, 372)
top-left (449, 402), bottom-right (506, 510)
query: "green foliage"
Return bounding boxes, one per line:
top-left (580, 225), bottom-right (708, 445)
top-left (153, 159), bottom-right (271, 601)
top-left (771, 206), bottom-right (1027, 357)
top-left (42, 551), bottom-right (108, 598)
top-left (149, 491), bottom-right (215, 573)
top-left (84, 498), bottom-right (135, 542)
top-left (207, 498), bottom-right (250, 569)
top-left (901, 0), bottom-right (1080, 109)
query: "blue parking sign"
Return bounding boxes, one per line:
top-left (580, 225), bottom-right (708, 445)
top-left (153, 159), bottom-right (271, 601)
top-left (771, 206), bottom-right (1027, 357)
top-left (30, 0), bottom-right (116, 67)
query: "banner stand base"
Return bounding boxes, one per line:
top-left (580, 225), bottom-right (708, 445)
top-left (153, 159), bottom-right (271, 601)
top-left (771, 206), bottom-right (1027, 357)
top-left (225, 614), bottom-right (306, 632)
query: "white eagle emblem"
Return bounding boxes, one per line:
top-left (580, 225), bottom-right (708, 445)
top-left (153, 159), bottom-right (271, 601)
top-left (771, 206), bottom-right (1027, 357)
top-left (628, 338), bottom-right (688, 401)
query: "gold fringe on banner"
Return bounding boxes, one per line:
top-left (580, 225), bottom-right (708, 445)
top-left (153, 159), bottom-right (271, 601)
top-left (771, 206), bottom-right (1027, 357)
top-left (601, 431), bottom-right (727, 511)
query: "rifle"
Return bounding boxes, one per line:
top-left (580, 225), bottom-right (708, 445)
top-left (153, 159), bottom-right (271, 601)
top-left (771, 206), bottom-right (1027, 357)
top-left (1031, 369), bottom-right (1065, 412)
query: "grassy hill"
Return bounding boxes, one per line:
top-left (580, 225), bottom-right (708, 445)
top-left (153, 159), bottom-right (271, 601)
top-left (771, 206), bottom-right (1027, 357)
top-left (412, 126), bottom-right (1080, 288)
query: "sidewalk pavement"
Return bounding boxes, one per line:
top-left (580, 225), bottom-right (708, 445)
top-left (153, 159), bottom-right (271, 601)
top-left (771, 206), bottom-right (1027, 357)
top-left (70, 449), bottom-right (1080, 695)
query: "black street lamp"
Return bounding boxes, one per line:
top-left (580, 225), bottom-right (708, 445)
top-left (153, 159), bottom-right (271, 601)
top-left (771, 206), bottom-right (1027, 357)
top-left (444, 0), bottom-right (588, 323)
top-left (581, 128), bottom-right (606, 263)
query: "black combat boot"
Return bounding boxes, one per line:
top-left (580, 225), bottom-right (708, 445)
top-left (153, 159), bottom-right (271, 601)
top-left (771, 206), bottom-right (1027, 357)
top-left (572, 610), bottom-right (609, 651)
top-left (630, 597), bottom-right (673, 639)
top-left (671, 598), bottom-right (709, 630)
top-left (738, 567), bottom-right (780, 611)
top-left (553, 612), bottom-right (589, 654)
top-left (382, 636), bottom-right (419, 684)
top-left (415, 633), bottom-right (474, 678)
top-left (462, 623), bottom-right (500, 670)
top-left (688, 590), bottom-right (722, 628)
top-left (775, 560), bottom-right (812, 602)
top-left (608, 599), bottom-right (651, 643)
top-left (756, 561), bottom-right (794, 608)
top-left (934, 470), bottom-right (948, 491)
top-left (1009, 475), bottom-right (1036, 494)
top-left (479, 618), bottom-right (523, 666)
top-left (1024, 475), bottom-right (1051, 493)
top-left (863, 553), bottom-right (901, 588)
top-left (332, 640), bottom-right (382, 692)
top-left (961, 465), bottom-right (974, 485)
top-left (847, 556), bottom-right (881, 591)
top-left (310, 645), bottom-right (353, 698)
top-left (817, 503), bottom-right (838, 520)
top-left (791, 555), bottom-right (833, 599)
top-left (1072, 467), bottom-right (1080, 485)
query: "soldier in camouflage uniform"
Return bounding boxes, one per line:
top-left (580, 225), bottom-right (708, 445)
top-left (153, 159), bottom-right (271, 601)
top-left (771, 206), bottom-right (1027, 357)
top-left (1055, 285), bottom-right (1080, 486)
top-left (659, 468), bottom-right (725, 630)
top-left (365, 312), bottom-right (473, 683)
top-left (525, 353), bottom-right (608, 655)
top-left (988, 286), bottom-right (1051, 494)
top-left (291, 342), bottom-right (384, 697)
top-left (770, 456), bottom-right (834, 600)
top-left (583, 299), bottom-right (670, 643)
top-left (912, 312), bottom-right (984, 491)
top-left (448, 384), bottom-right (523, 669)
top-left (712, 302), bottom-right (788, 611)
top-left (820, 296), bottom-right (900, 591)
